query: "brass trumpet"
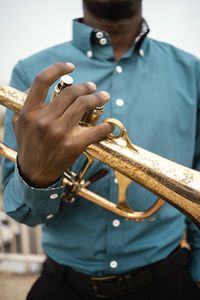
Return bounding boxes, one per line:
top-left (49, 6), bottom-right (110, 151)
top-left (0, 83), bottom-right (200, 227)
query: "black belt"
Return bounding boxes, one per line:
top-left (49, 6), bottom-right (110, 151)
top-left (45, 247), bottom-right (189, 299)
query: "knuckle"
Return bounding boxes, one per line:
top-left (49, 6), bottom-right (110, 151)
top-left (63, 83), bottom-right (95, 100)
top-left (77, 96), bottom-right (91, 110)
top-left (18, 111), bottom-right (33, 125)
top-left (96, 124), bottom-right (108, 140)
top-left (53, 62), bottom-right (65, 71)
top-left (93, 93), bottom-right (105, 105)
top-left (52, 126), bottom-right (65, 140)
top-left (64, 86), bottom-right (78, 99)
top-left (33, 74), bottom-right (47, 86)
top-left (97, 125), bottom-right (106, 137)
top-left (34, 117), bottom-right (50, 132)
top-left (51, 62), bottom-right (68, 75)
top-left (83, 82), bottom-right (94, 93)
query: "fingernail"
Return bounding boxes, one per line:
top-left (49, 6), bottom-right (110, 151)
top-left (65, 62), bottom-right (75, 69)
top-left (99, 91), bottom-right (110, 100)
top-left (86, 82), bottom-right (97, 90)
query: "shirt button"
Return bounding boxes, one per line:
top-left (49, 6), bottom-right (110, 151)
top-left (86, 50), bottom-right (93, 58)
top-left (99, 38), bottom-right (107, 45)
top-left (96, 31), bottom-right (104, 39)
top-left (115, 65), bottom-right (123, 73)
top-left (50, 193), bottom-right (58, 200)
top-left (112, 219), bottom-right (120, 227)
top-left (46, 214), bottom-right (54, 219)
top-left (114, 178), bottom-right (118, 184)
top-left (110, 260), bottom-right (118, 269)
top-left (115, 98), bottom-right (124, 107)
top-left (139, 49), bottom-right (144, 56)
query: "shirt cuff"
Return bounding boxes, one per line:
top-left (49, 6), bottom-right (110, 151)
top-left (189, 249), bottom-right (200, 281)
top-left (13, 163), bottom-right (64, 215)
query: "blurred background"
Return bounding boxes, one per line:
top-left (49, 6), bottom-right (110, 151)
top-left (0, 0), bottom-right (200, 299)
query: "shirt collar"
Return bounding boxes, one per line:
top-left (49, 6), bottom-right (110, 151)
top-left (72, 18), bottom-right (150, 57)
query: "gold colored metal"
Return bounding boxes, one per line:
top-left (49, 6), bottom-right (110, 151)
top-left (78, 152), bottom-right (94, 180)
top-left (0, 141), bottom-right (17, 162)
top-left (62, 175), bottom-right (165, 220)
top-left (0, 85), bottom-right (200, 226)
top-left (51, 75), bottom-right (74, 101)
top-left (113, 171), bottom-right (165, 219)
top-left (80, 105), bottom-right (104, 127)
top-left (114, 171), bottom-right (133, 212)
top-left (0, 85), bottom-right (25, 113)
top-left (103, 118), bottom-right (138, 151)
top-left (104, 118), bottom-right (165, 218)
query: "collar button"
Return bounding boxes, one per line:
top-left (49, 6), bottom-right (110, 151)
top-left (99, 38), bottom-right (107, 45)
top-left (96, 31), bottom-right (104, 39)
top-left (139, 49), bottom-right (144, 56)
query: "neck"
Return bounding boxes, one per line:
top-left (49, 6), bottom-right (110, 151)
top-left (83, 6), bottom-right (142, 60)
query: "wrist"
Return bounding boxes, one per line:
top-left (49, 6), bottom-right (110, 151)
top-left (17, 157), bottom-right (61, 188)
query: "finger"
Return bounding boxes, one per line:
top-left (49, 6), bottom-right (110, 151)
top-left (48, 82), bottom-right (97, 117)
top-left (24, 88), bottom-right (30, 94)
top-left (12, 112), bottom-right (19, 131)
top-left (23, 62), bottom-right (75, 111)
top-left (61, 91), bottom-right (110, 125)
top-left (81, 122), bottom-right (114, 147)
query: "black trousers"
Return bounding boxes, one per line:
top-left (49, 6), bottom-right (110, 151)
top-left (27, 254), bottom-right (200, 300)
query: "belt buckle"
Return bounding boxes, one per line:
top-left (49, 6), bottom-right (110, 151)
top-left (91, 275), bottom-right (120, 299)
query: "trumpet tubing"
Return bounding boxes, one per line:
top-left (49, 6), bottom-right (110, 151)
top-left (0, 85), bottom-right (200, 226)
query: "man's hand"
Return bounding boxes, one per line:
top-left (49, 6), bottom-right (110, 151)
top-left (15, 63), bottom-right (112, 188)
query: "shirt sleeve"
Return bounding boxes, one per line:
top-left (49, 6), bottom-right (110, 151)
top-left (2, 61), bottom-right (64, 226)
top-left (186, 58), bottom-right (200, 281)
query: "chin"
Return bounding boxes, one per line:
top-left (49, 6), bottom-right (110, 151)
top-left (83, 0), bottom-right (141, 21)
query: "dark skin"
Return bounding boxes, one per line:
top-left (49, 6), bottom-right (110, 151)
top-left (16, 63), bottom-right (112, 187)
top-left (16, 0), bottom-right (142, 187)
top-left (83, 0), bottom-right (142, 60)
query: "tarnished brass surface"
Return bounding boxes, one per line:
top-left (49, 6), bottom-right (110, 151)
top-left (86, 140), bottom-right (200, 224)
top-left (0, 85), bottom-right (25, 113)
top-left (0, 85), bottom-right (200, 226)
top-left (0, 141), bottom-right (17, 161)
top-left (80, 106), bottom-right (104, 127)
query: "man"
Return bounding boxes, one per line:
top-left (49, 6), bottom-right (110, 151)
top-left (2, 0), bottom-right (200, 299)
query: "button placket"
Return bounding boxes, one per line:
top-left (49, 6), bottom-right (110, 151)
top-left (105, 60), bottom-right (127, 274)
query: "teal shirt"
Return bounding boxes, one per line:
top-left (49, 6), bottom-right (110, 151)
top-left (2, 19), bottom-right (200, 279)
